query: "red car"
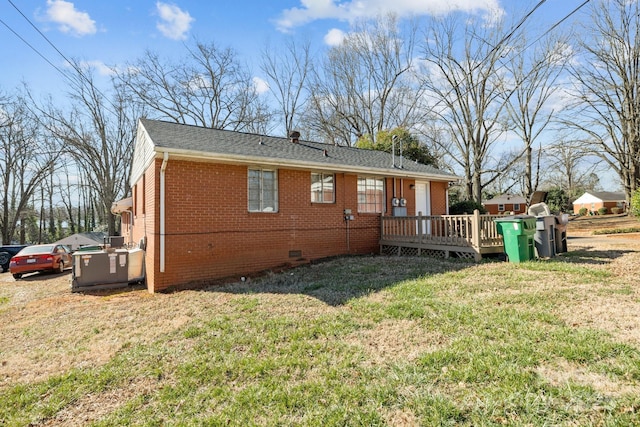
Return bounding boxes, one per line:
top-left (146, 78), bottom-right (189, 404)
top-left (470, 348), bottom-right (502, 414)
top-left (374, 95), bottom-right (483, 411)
top-left (9, 244), bottom-right (73, 280)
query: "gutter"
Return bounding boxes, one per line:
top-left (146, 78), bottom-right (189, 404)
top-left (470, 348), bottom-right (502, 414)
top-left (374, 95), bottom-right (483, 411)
top-left (152, 148), bottom-right (459, 182)
top-left (160, 152), bottom-right (169, 273)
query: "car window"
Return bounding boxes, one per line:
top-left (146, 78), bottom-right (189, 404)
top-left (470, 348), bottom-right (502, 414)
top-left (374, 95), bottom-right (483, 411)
top-left (19, 245), bottom-right (55, 255)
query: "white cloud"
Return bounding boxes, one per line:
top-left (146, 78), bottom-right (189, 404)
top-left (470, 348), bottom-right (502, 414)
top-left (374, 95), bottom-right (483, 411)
top-left (79, 60), bottom-right (115, 76)
top-left (253, 77), bottom-right (270, 94)
top-left (324, 28), bottom-right (346, 46)
top-left (156, 2), bottom-right (194, 40)
top-left (45, 0), bottom-right (96, 36)
top-left (276, 0), bottom-right (503, 32)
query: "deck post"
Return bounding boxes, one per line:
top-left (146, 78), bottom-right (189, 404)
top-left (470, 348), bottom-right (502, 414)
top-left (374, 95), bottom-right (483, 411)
top-left (472, 209), bottom-right (482, 261)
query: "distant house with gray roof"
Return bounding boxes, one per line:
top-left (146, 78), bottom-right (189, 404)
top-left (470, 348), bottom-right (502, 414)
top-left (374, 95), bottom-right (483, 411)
top-left (572, 191), bottom-right (627, 215)
top-left (482, 194), bottom-right (527, 215)
top-left (119, 119), bottom-right (458, 292)
top-left (55, 232), bottom-right (107, 250)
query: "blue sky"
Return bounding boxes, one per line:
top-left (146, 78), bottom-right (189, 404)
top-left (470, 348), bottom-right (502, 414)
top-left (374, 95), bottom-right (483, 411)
top-left (1, 0), bottom-right (590, 97)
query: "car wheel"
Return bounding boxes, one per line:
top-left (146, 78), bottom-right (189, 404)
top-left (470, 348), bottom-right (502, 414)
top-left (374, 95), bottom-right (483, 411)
top-left (57, 261), bottom-right (65, 274)
top-left (0, 252), bottom-right (9, 271)
top-left (12, 273), bottom-right (22, 280)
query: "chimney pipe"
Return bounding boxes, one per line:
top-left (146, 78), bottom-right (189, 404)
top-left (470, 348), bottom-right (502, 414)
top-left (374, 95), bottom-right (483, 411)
top-left (289, 130), bottom-right (300, 143)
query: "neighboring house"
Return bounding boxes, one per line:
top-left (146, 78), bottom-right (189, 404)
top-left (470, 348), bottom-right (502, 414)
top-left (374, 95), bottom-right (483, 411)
top-left (55, 232), bottom-right (107, 251)
top-left (120, 119), bottom-right (458, 293)
top-left (482, 194), bottom-right (527, 215)
top-left (572, 191), bottom-right (627, 215)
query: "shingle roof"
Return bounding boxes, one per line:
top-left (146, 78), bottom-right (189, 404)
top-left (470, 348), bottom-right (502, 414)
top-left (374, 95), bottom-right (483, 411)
top-left (139, 119), bottom-right (457, 181)
top-left (586, 191), bottom-right (626, 201)
top-left (482, 194), bottom-right (527, 205)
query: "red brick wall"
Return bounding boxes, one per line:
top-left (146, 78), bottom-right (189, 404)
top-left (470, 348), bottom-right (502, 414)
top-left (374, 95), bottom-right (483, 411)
top-left (137, 161), bottom-right (388, 292)
top-left (131, 158), bottom-right (451, 292)
top-left (573, 201), bottom-right (625, 215)
top-left (484, 203), bottom-right (527, 215)
top-left (430, 182), bottom-right (448, 215)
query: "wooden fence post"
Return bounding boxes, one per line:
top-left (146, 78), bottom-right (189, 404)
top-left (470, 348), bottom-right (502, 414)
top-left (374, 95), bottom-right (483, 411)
top-left (472, 209), bottom-right (482, 261)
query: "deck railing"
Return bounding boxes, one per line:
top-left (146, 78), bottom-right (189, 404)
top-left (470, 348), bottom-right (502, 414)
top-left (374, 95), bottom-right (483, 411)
top-left (380, 209), bottom-right (504, 260)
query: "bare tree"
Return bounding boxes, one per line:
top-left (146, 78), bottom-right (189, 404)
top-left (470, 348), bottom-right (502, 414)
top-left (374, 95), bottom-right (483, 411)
top-left (260, 38), bottom-right (312, 136)
top-left (505, 34), bottom-right (569, 201)
top-left (420, 15), bottom-right (517, 203)
top-left (0, 90), bottom-right (59, 244)
top-left (118, 41), bottom-right (271, 131)
top-left (38, 62), bottom-right (139, 236)
top-left (566, 0), bottom-right (640, 202)
top-left (305, 14), bottom-right (427, 146)
top-left (543, 138), bottom-right (603, 196)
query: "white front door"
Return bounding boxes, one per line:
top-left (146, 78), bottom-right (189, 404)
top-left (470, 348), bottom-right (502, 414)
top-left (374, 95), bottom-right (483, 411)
top-left (415, 181), bottom-right (431, 234)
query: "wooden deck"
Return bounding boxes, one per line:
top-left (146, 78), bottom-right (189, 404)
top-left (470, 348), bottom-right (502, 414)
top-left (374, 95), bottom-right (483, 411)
top-left (380, 210), bottom-right (505, 261)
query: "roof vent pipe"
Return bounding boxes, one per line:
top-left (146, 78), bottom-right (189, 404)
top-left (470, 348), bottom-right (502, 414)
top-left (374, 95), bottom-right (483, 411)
top-left (391, 135), bottom-right (397, 168)
top-left (289, 130), bottom-right (300, 143)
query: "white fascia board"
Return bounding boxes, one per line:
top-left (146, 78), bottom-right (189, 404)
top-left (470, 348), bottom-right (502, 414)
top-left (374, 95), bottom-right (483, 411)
top-left (130, 121), bottom-right (158, 186)
top-left (152, 148), bottom-right (460, 182)
top-left (573, 193), bottom-right (600, 204)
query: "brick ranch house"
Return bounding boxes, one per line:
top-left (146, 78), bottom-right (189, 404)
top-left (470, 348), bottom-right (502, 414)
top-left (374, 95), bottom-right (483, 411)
top-left (119, 119), bottom-right (458, 293)
top-left (572, 191), bottom-right (627, 215)
top-left (482, 194), bottom-right (527, 215)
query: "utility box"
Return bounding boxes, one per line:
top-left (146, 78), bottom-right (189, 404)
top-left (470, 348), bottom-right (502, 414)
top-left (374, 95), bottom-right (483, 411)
top-left (72, 248), bottom-right (134, 292)
top-left (392, 206), bottom-right (407, 217)
top-left (127, 248), bottom-right (145, 283)
top-left (105, 236), bottom-right (125, 248)
top-left (494, 215), bottom-right (536, 263)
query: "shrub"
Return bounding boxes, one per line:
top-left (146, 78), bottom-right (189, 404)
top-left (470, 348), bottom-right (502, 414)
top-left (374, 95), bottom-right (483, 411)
top-left (598, 207), bottom-right (608, 215)
top-left (449, 200), bottom-right (487, 215)
top-left (631, 189), bottom-right (640, 217)
top-left (579, 207), bottom-right (588, 216)
top-left (611, 207), bottom-right (622, 214)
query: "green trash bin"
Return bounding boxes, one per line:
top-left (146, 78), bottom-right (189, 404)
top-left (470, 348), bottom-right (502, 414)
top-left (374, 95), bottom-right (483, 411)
top-left (494, 215), bottom-right (536, 263)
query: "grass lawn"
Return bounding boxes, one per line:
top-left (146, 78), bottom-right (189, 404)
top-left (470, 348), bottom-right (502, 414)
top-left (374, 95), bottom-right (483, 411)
top-left (1, 237), bottom-right (640, 425)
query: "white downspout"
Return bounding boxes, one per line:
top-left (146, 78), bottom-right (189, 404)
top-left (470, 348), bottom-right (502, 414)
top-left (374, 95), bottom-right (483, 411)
top-left (446, 185), bottom-right (450, 215)
top-left (160, 152), bottom-right (169, 273)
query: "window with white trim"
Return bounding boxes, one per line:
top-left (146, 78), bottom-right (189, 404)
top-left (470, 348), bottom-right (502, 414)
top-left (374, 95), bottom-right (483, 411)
top-left (311, 173), bottom-right (335, 203)
top-left (498, 204), bottom-right (505, 212)
top-left (248, 168), bottom-right (278, 212)
top-left (357, 177), bottom-right (384, 213)
top-left (514, 203), bottom-right (520, 211)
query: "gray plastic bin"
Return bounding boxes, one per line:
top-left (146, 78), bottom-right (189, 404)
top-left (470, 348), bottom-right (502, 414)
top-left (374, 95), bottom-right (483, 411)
top-left (534, 216), bottom-right (556, 258)
top-left (555, 214), bottom-right (568, 253)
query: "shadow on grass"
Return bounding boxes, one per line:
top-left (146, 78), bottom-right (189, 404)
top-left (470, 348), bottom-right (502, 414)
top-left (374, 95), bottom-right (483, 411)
top-left (206, 238), bottom-right (639, 306)
top-left (205, 255), bottom-right (475, 306)
top-left (561, 236), bottom-right (638, 265)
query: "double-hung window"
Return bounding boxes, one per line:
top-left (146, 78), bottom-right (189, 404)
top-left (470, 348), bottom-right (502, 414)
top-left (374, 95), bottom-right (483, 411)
top-left (357, 177), bottom-right (384, 213)
top-left (311, 173), bottom-right (335, 203)
top-left (248, 168), bottom-right (278, 212)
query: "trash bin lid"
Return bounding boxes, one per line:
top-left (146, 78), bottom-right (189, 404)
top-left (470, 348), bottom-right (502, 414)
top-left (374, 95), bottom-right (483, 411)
top-left (494, 214), bottom-right (535, 222)
top-left (529, 191), bottom-right (547, 205)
